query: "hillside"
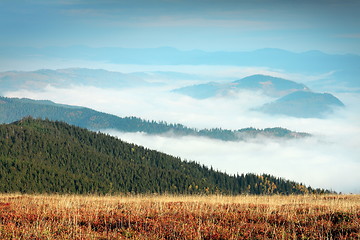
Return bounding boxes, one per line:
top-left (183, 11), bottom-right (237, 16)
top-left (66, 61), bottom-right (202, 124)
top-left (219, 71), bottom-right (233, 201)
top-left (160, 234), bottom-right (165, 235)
top-left (0, 117), bottom-right (329, 194)
top-left (232, 75), bottom-right (310, 97)
top-left (173, 74), bottom-right (310, 98)
top-left (173, 75), bottom-right (345, 118)
top-left (172, 82), bottom-right (221, 99)
top-left (257, 91), bottom-right (345, 118)
top-left (0, 96), bottom-right (309, 140)
top-left (0, 68), bottom-right (152, 93)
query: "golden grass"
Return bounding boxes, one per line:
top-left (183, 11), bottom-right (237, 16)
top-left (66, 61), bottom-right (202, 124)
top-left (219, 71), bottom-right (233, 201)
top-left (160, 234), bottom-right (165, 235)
top-left (0, 194), bottom-right (359, 239)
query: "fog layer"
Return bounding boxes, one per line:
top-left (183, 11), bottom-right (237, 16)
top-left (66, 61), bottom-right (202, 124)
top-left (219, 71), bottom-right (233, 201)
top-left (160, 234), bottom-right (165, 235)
top-left (5, 69), bottom-right (360, 193)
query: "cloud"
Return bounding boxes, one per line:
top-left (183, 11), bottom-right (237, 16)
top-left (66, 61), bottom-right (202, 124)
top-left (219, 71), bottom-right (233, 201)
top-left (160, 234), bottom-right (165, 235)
top-left (104, 130), bottom-right (360, 194)
top-left (337, 33), bottom-right (360, 39)
top-left (121, 16), bottom-right (271, 29)
top-left (4, 69), bottom-right (360, 193)
top-left (4, 83), bottom-right (274, 129)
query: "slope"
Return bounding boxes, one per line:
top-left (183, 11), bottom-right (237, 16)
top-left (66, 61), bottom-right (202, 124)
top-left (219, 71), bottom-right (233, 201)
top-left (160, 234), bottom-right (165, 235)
top-left (257, 91), bottom-right (345, 118)
top-left (173, 74), bottom-right (310, 99)
top-left (0, 96), bottom-right (310, 140)
top-left (0, 68), bottom-right (152, 93)
top-left (232, 75), bottom-right (310, 97)
top-left (0, 117), bottom-right (329, 194)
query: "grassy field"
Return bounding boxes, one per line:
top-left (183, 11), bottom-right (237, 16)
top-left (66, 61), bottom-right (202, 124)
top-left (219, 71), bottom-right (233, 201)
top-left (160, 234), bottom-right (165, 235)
top-left (0, 194), bottom-right (359, 239)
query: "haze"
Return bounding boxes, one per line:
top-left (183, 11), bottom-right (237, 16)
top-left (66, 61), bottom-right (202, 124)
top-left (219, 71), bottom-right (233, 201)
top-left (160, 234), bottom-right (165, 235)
top-left (5, 72), bottom-right (360, 193)
top-left (1, 0), bottom-right (360, 54)
top-left (1, 0), bottom-right (359, 193)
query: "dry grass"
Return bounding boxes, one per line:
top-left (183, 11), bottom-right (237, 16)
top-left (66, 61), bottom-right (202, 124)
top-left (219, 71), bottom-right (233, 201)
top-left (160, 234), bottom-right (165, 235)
top-left (0, 194), bottom-right (359, 239)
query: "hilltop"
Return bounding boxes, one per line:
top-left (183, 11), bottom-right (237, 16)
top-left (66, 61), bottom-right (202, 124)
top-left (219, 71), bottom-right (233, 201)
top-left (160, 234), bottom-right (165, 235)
top-left (173, 74), bottom-right (310, 99)
top-left (257, 91), bottom-right (345, 118)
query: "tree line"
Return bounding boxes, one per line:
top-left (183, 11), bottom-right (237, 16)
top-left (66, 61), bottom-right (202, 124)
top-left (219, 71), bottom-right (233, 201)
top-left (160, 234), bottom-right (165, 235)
top-left (0, 96), bottom-right (309, 142)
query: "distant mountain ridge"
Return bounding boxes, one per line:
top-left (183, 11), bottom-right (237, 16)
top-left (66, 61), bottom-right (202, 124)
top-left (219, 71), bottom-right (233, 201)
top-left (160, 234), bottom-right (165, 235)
top-left (0, 96), bottom-right (310, 141)
top-left (173, 74), bottom-right (345, 118)
top-left (0, 117), bottom-right (330, 194)
top-left (233, 75), bottom-right (310, 97)
top-left (0, 68), bottom-right (156, 93)
top-left (0, 68), bottom-right (223, 95)
top-left (173, 74), bottom-right (310, 98)
top-left (2, 46), bottom-right (359, 89)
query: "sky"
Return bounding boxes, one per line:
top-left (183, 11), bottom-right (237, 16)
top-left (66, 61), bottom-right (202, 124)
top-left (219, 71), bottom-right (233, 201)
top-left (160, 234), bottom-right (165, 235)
top-left (1, 0), bottom-right (360, 54)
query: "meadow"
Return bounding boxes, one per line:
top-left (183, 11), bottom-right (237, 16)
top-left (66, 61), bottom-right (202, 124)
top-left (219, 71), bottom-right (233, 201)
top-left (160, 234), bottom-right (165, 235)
top-left (0, 194), bottom-right (359, 239)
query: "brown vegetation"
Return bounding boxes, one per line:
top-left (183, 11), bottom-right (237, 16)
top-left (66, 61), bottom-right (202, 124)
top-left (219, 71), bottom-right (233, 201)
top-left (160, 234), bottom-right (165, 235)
top-left (0, 194), bottom-right (359, 239)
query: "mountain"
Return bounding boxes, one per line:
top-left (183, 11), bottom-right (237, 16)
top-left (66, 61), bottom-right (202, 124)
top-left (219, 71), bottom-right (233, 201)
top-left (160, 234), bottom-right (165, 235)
top-left (257, 91), bottom-right (345, 118)
top-left (0, 117), bottom-right (330, 194)
top-left (0, 68), bottom-right (153, 93)
top-left (173, 74), bottom-right (310, 98)
top-left (2, 46), bottom-right (359, 90)
top-left (173, 75), bottom-right (345, 118)
top-left (232, 75), bottom-right (310, 97)
top-left (172, 82), bottom-right (222, 99)
top-left (0, 96), bottom-right (309, 141)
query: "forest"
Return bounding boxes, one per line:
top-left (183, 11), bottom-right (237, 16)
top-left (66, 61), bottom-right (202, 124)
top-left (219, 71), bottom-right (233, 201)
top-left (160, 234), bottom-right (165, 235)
top-left (0, 117), bottom-right (330, 195)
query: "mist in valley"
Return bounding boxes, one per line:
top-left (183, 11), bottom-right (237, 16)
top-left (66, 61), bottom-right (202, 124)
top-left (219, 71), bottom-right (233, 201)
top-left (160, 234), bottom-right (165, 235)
top-left (4, 66), bottom-right (360, 194)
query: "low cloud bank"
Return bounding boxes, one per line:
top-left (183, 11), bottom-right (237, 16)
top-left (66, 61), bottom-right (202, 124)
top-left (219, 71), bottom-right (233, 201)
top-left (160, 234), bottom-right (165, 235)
top-left (4, 72), bottom-right (360, 193)
top-left (104, 130), bottom-right (359, 194)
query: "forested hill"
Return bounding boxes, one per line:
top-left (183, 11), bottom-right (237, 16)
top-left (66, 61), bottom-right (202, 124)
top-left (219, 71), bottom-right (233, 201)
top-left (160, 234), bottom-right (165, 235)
top-left (0, 118), bottom-right (329, 195)
top-left (0, 96), bottom-right (309, 141)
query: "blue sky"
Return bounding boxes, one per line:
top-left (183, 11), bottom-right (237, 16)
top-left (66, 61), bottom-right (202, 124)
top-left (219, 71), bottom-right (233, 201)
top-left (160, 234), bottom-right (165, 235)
top-left (1, 0), bottom-right (360, 54)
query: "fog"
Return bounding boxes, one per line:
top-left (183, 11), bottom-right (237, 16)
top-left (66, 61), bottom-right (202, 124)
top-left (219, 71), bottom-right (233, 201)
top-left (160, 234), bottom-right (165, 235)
top-left (104, 130), bottom-right (360, 194)
top-left (4, 68), bottom-right (360, 193)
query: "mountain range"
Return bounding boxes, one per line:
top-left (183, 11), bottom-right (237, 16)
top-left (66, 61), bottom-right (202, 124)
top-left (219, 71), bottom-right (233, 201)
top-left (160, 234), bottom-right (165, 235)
top-left (0, 66), bottom-right (346, 118)
top-left (0, 68), bottom-right (219, 96)
top-left (0, 68), bottom-right (155, 93)
top-left (173, 74), bottom-right (310, 98)
top-left (173, 74), bottom-right (345, 118)
top-left (0, 117), bottom-right (330, 195)
top-left (2, 46), bottom-right (359, 90)
top-left (0, 96), bottom-right (309, 141)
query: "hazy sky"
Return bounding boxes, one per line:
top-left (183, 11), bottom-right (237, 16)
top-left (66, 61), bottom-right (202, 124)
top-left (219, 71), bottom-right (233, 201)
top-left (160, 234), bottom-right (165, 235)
top-left (1, 0), bottom-right (360, 54)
